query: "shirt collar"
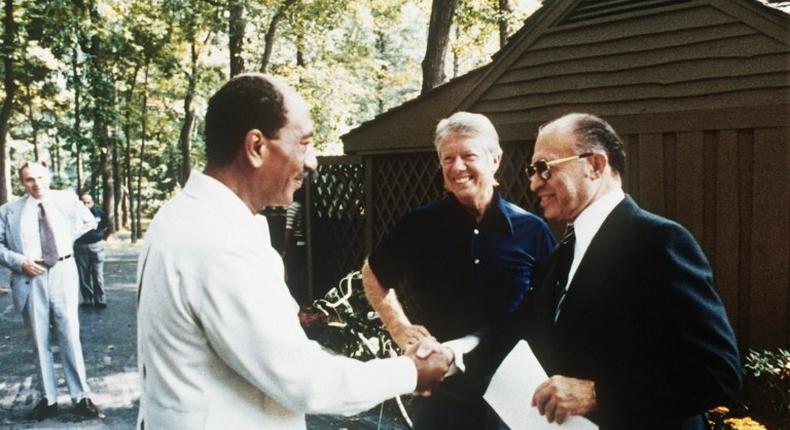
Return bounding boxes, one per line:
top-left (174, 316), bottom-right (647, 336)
top-left (445, 189), bottom-right (514, 236)
top-left (572, 189), bottom-right (625, 252)
top-left (183, 170), bottom-right (256, 222)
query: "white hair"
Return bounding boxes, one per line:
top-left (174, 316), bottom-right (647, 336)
top-left (434, 112), bottom-right (502, 157)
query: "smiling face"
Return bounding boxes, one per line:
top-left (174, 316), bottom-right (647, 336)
top-left (257, 87), bottom-right (317, 207)
top-left (438, 134), bottom-right (500, 212)
top-left (20, 164), bottom-right (50, 199)
top-left (529, 124), bottom-right (596, 223)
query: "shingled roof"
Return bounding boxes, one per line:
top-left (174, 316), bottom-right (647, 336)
top-left (342, 0), bottom-right (790, 154)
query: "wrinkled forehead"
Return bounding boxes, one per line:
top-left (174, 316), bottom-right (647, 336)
top-left (534, 121), bottom-right (578, 158)
top-left (438, 133), bottom-right (490, 154)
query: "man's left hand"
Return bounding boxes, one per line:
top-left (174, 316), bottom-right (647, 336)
top-left (532, 375), bottom-right (596, 424)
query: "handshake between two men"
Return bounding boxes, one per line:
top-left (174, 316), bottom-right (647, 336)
top-left (403, 337), bottom-right (454, 396)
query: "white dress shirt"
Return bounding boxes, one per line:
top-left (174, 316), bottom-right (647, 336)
top-left (137, 170), bottom-right (417, 430)
top-left (20, 196), bottom-right (74, 260)
top-left (563, 189), bottom-right (625, 291)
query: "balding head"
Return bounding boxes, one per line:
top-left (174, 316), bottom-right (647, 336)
top-left (540, 113), bottom-right (626, 175)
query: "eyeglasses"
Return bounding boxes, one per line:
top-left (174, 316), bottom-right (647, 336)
top-left (525, 152), bottom-right (594, 180)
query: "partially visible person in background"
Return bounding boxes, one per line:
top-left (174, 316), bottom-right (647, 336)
top-left (0, 161), bottom-right (103, 420)
top-left (75, 193), bottom-right (109, 309)
top-left (283, 186), bottom-right (308, 305)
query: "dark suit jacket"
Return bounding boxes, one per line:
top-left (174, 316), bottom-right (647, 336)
top-left (479, 195), bottom-right (741, 430)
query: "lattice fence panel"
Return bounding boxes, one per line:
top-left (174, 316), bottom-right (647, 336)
top-left (310, 160), bottom-right (366, 296)
top-left (498, 141), bottom-right (541, 213)
top-left (371, 153), bottom-right (443, 248)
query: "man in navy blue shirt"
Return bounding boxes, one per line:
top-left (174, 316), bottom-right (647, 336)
top-left (75, 194), bottom-right (109, 308)
top-left (363, 112), bottom-right (555, 429)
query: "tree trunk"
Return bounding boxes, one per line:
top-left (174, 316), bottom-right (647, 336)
top-left (72, 45), bottom-right (84, 195)
top-left (296, 32), bottom-right (305, 68)
top-left (123, 64), bottom-right (140, 234)
top-left (112, 128), bottom-right (121, 229)
top-left (259, 0), bottom-right (295, 73)
top-left (498, 0), bottom-right (511, 48)
top-left (25, 85), bottom-right (39, 161)
top-left (452, 25), bottom-right (459, 78)
top-left (52, 132), bottom-right (61, 175)
top-left (135, 62), bottom-right (149, 240)
top-left (87, 1), bottom-right (115, 235)
top-left (179, 34), bottom-right (197, 186)
top-left (228, 0), bottom-right (245, 76)
top-left (421, 0), bottom-right (458, 94)
top-left (0, 0), bottom-right (17, 205)
top-left (374, 30), bottom-right (385, 114)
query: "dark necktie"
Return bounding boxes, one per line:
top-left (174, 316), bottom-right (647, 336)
top-left (553, 224), bottom-right (576, 323)
top-left (38, 203), bottom-right (59, 268)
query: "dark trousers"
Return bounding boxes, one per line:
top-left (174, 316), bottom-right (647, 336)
top-left (75, 242), bottom-right (106, 305)
top-left (411, 386), bottom-right (504, 430)
top-left (285, 241), bottom-right (308, 305)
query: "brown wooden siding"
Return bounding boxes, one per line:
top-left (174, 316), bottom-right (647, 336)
top-left (339, 0), bottom-right (790, 352)
top-left (471, 4), bottom-right (790, 126)
top-left (618, 127), bottom-right (789, 350)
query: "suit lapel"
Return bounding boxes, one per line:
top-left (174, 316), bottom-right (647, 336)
top-left (554, 196), bottom-right (640, 329)
top-left (8, 197), bottom-right (28, 252)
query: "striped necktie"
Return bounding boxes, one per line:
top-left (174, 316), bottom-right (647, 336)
top-left (553, 224), bottom-right (576, 323)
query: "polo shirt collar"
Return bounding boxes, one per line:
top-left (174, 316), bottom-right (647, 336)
top-left (444, 189), bottom-right (514, 236)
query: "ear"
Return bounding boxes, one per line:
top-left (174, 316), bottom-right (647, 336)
top-left (243, 129), bottom-right (267, 168)
top-left (491, 152), bottom-right (502, 173)
top-left (590, 152), bottom-right (608, 178)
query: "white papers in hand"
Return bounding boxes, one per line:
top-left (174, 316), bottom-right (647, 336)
top-left (483, 340), bottom-right (598, 430)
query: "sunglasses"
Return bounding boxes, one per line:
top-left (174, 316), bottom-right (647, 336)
top-left (525, 153), bottom-right (594, 180)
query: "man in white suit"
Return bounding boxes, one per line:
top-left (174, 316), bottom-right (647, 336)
top-left (136, 73), bottom-right (452, 430)
top-left (0, 161), bottom-right (103, 420)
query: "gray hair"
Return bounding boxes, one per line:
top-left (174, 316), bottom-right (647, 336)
top-left (18, 161), bottom-right (49, 178)
top-left (434, 112), bottom-right (502, 157)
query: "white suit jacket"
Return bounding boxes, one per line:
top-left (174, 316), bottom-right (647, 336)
top-left (136, 171), bottom-right (416, 430)
top-left (0, 190), bottom-right (97, 312)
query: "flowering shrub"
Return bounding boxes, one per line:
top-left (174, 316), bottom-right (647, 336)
top-left (708, 348), bottom-right (789, 430)
top-left (707, 407), bottom-right (767, 430)
top-left (744, 348), bottom-right (790, 428)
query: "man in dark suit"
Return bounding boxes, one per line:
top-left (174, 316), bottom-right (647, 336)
top-left (489, 113), bottom-right (740, 429)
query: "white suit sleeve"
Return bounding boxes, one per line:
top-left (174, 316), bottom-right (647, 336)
top-left (66, 191), bottom-right (97, 240)
top-left (195, 243), bottom-right (417, 415)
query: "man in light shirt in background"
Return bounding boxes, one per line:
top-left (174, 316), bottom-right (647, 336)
top-left (0, 162), bottom-right (103, 420)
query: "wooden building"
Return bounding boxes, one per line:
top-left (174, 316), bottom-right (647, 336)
top-left (308, 0), bottom-right (790, 352)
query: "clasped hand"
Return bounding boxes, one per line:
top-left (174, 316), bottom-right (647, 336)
top-left (403, 337), bottom-right (453, 397)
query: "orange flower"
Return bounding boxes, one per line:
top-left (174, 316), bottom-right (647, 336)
top-left (723, 417), bottom-right (768, 430)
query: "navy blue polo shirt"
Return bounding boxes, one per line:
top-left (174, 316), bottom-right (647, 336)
top-left (368, 191), bottom-right (555, 341)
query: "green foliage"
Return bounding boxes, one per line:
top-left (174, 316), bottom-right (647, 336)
top-left (744, 348), bottom-right (790, 428)
top-left (1, 0), bottom-right (537, 224)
